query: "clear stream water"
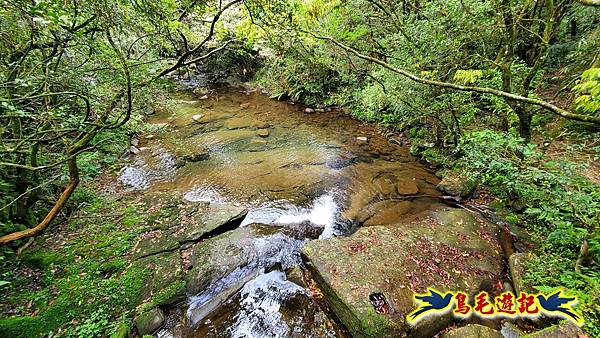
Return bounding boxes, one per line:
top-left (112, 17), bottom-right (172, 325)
top-left (119, 85), bottom-right (447, 337)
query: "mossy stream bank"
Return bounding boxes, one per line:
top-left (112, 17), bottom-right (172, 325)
top-left (0, 86), bottom-right (586, 338)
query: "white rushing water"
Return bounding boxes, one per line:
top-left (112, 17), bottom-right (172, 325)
top-left (186, 232), bottom-right (306, 327)
top-left (273, 192), bottom-right (340, 239)
top-left (230, 270), bottom-right (307, 338)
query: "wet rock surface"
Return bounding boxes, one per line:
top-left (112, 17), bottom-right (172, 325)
top-left (185, 223), bottom-right (314, 295)
top-left (118, 87), bottom-right (511, 338)
top-left (302, 207), bottom-right (504, 337)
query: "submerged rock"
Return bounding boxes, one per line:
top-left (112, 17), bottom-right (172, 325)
top-left (302, 207), bottom-right (504, 337)
top-left (257, 128), bottom-right (270, 137)
top-left (135, 307), bottom-right (165, 335)
top-left (443, 324), bottom-right (503, 338)
top-left (224, 117), bottom-right (251, 130)
top-left (304, 108), bottom-right (315, 114)
top-left (192, 114), bottom-right (204, 122)
top-left (249, 137), bottom-right (267, 146)
top-left (171, 146), bottom-right (210, 163)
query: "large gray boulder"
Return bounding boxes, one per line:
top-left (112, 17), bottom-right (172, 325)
top-left (302, 207), bottom-right (504, 337)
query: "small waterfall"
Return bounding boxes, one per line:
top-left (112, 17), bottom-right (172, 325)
top-left (273, 192), bottom-right (341, 238)
top-left (229, 271), bottom-right (306, 338)
top-left (186, 232), bottom-right (306, 327)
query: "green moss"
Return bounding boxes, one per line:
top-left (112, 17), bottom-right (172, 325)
top-left (20, 251), bottom-right (62, 269)
top-left (0, 316), bottom-right (47, 338)
top-left (140, 279), bottom-right (186, 313)
top-left (122, 215), bottom-right (142, 227)
top-left (109, 321), bottom-right (131, 338)
top-left (0, 193), bottom-right (156, 337)
top-left (522, 255), bottom-right (600, 336)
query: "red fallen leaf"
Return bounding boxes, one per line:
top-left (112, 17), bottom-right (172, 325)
top-left (348, 243), bottom-right (366, 255)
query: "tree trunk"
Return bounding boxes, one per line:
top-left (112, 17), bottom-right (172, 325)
top-left (0, 157), bottom-right (80, 245)
top-left (516, 107), bottom-right (533, 141)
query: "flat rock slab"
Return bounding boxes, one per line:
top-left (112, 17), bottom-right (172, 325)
top-left (132, 203), bottom-right (247, 259)
top-left (135, 307), bottom-right (165, 335)
top-left (174, 203), bottom-right (248, 243)
top-left (132, 230), bottom-right (180, 259)
top-left (302, 207), bottom-right (504, 338)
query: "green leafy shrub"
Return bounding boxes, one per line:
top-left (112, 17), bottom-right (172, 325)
top-left (456, 130), bottom-right (598, 245)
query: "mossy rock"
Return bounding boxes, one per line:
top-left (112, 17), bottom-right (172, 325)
top-left (443, 324), bottom-right (503, 338)
top-left (184, 223), bottom-right (307, 295)
top-left (20, 251), bottom-right (62, 269)
top-left (184, 224), bottom-right (274, 295)
top-left (131, 231), bottom-right (180, 259)
top-left (133, 251), bottom-right (185, 307)
top-left (437, 172), bottom-right (477, 197)
top-left (509, 253), bottom-right (536, 295)
top-left (133, 202), bottom-right (247, 259)
top-left (174, 203), bottom-right (248, 243)
top-left (134, 307), bottom-right (165, 336)
top-left (286, 266), bottom-right (307, 288)
top-left (524, 321), bottom-right (584, 338)
top-left (302, 207), bottom-right (504, 338)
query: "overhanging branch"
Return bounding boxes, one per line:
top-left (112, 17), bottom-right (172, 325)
top-left (305, 32), bottom-right (600, 125)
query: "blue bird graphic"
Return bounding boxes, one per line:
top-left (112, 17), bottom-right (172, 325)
top-left (408, 289), bottom-right (453, 322)
top-left (537, 291), bottom-right (581, 323)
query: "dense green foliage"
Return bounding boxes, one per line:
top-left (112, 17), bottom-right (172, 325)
top-left (249, 0), bottom-right (600, 333)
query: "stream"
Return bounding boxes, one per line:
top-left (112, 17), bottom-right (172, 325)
top-left (119, 84), bottom-right (449, 337)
